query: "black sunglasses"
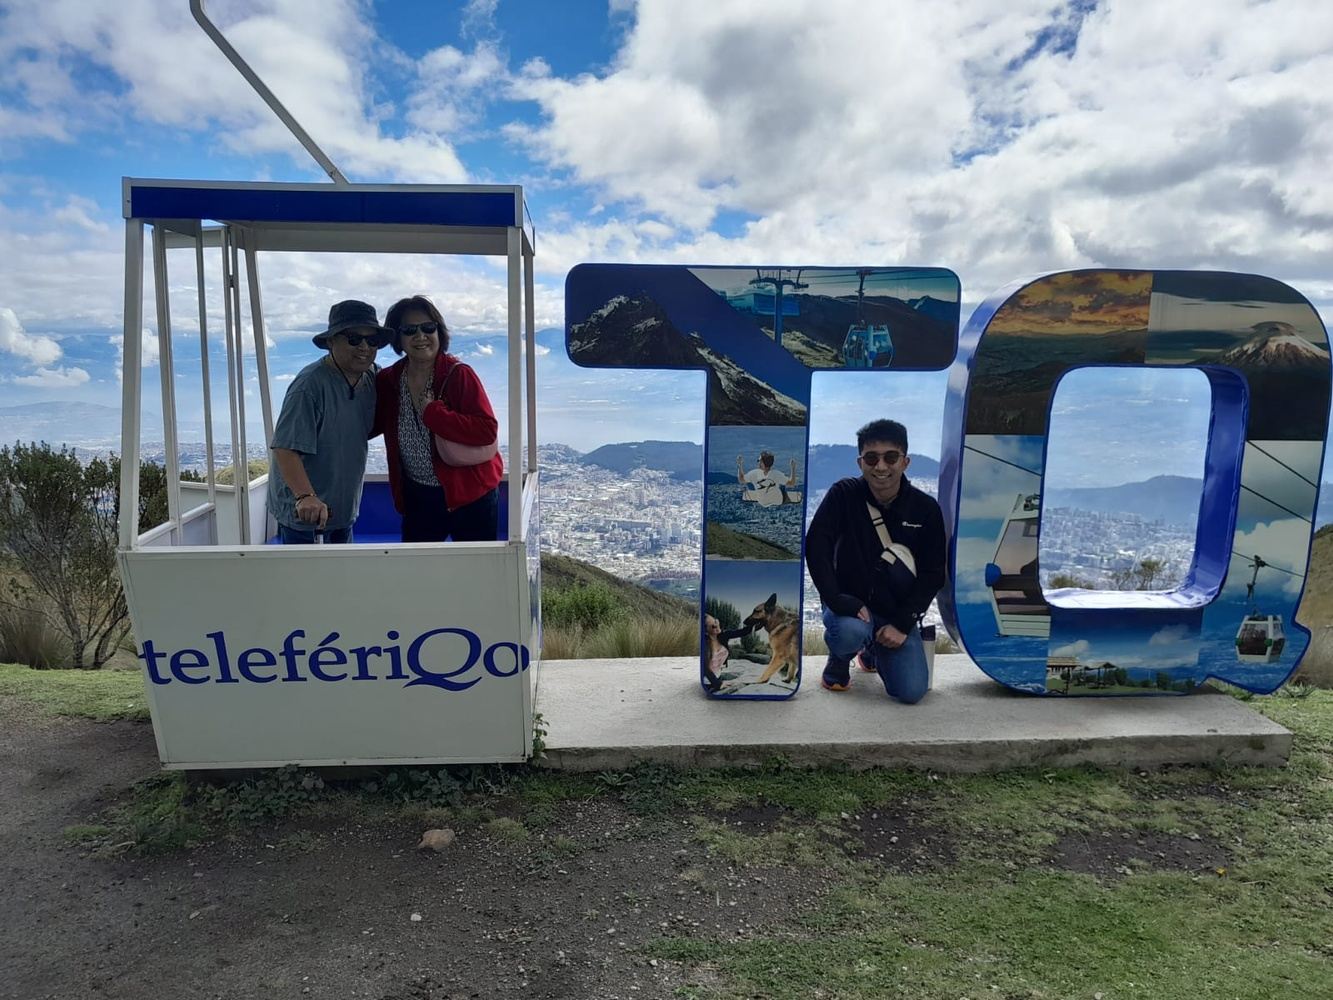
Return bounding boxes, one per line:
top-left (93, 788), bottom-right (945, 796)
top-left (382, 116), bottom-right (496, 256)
top-left (339, 332), bottom-right (384, 348)
top-left (859, 449), bottom-right (903, 467)
top-left (399, 322), bottom-right (440, 337)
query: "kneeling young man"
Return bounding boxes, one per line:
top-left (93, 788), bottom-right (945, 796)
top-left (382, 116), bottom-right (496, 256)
top-left (804, 419), bottom-right (945, 703)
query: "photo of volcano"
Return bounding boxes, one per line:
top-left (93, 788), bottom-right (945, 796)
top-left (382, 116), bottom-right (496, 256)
top-left (1147, 272), bottom-right (1331, 441)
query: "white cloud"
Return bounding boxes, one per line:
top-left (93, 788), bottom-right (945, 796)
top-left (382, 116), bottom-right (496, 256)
top-left (0, 0), bottom-right (468, 182)
top-left (12, 365), bottom-right (90, 388)
top-left (1229, 518), bottom-right (1311, 598)
top-left (1149, 624), bottom-right (1192, 646)
top-left (511, 0), bottom-right (1333, 319)
top-left (407, 43), bottom-right (507, 136)
top-left (1051, 639), bottom-right (1091, 659)
top-left (473, 342), bottom-right (496, 356)
top-left (108, 327), bottom-right (161, 384)
top-left (0, 307), bottom-right (63, 366)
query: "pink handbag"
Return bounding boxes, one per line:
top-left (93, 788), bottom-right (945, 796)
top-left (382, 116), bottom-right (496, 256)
top-left (432, 363), bottom-right (499, 467)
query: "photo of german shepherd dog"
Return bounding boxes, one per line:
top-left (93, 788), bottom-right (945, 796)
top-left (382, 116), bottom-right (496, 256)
top-left (747, 593), bottom-right (800, 685)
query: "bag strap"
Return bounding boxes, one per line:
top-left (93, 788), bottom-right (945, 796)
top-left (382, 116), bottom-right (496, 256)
top-left (866, 502), bottom-right (900, 566)
top-left (433, 356), bottom-right (464, 406)
top-left (868, 501), bottom-right (926, 628)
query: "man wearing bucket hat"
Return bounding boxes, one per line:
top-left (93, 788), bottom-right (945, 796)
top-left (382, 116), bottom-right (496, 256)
top-left (267, 300), bottom-right (391, 543)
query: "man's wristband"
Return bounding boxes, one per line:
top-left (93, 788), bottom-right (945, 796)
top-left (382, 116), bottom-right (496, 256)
top-left (294, 492), bottom-right (314, 504)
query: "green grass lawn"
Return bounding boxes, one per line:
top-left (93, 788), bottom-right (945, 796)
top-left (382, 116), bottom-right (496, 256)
top-left (4, 660), bottom-right (1330, 999)
top-left (0, 662), bottom-right (149, 721)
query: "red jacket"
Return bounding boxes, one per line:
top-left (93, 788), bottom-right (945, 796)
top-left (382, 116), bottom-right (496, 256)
top-left (374, 353), bottom-right (504, 512)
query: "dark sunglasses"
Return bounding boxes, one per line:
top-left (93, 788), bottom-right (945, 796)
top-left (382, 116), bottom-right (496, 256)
top-left (339, 332), bottom-right (384, 348)
top-left (399, 322), bottom-right (440, 337)
top-left (859, 449), bottom-right (903, 467)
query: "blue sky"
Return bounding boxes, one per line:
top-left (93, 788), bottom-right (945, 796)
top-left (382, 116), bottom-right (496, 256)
top-left (2, 0), bottom-right (1332, 490)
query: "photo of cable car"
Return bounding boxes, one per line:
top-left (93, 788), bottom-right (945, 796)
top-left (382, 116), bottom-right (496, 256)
top-left (1236, 614), bottom-right (1286, 663)
top-left (1234, 555), bottom-right (1287, 664)
top-left (983, 492), bottom-right (1050, 637)
top-left (842, 322), bottom-right (894, 368)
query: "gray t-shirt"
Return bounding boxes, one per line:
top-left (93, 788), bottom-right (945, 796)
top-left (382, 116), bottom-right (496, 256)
top-left (267, 357), bottom-right (375, 532)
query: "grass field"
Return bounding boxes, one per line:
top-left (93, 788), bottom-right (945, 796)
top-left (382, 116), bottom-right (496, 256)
top-left (4, 661), bottom-right (1332, 998)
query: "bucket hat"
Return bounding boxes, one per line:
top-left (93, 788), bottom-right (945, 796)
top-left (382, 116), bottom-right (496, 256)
top-left (312, 300), bottom-right (393, 348)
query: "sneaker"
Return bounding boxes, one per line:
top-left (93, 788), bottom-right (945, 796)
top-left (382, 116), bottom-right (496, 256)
top-left (821, 656), bottom-right (851, 692)
top-left (855, 650), bottom-right (877, 673)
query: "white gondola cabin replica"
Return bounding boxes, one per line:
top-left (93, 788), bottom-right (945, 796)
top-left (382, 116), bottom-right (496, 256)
top-left (116, 179), bottom-right (541, 769)
top-left (983, 492), bottom-right (1049, 638)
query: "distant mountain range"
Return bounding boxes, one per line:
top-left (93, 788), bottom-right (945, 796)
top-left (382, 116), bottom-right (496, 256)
top-left (580, 440), bottom-right (703, 481)
top-left (4, 398), bottom-right (1330, 529)
top-left (574, 443), bottom-right (1332, 527)
top-left (1043, 475), bottom-right (1209, 524)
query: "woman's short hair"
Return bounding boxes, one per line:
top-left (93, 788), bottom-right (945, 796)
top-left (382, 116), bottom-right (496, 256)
top-left (384, 295), bottom-right (450, 355)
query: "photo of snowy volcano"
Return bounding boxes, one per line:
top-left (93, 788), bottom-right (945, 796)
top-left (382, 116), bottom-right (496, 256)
top-left (1147, 274), bottom-right (1331, 441)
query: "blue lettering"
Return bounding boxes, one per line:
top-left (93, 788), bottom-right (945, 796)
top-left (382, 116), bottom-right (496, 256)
top-left (350, 645), bottom-right (382, 681)
top-left (169, 648), bottom-right (210, 685)
top-left (484, 642), bottom-right (529, 678)
top-left (207, 630), bottom-right (238, 684)
top-left (279, 629), bottom-right (308, 683)
top-left (404, 627), bottom-right (482, 692)
top-left (237, 646), bottom-right (277, 683)
top-left (141, 628), bottom-right (527, 692)
top-left (138, 639), bottom-right (170, 686)
top-left (384, 629), bottom-right (407, 680)
top-left (309, 632), bottom-right (349, 682)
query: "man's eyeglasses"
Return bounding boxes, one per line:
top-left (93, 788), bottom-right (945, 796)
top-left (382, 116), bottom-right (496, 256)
top-left (859, 450), bottom-right (903, 467)
top-left (339, 332), bottom-right (384, 348)
top-left (399, 322), bottom-right (440, 337)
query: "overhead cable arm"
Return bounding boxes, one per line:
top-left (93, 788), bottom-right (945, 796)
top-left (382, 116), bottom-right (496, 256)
top-left (190, 0), bottom-right (350, 185)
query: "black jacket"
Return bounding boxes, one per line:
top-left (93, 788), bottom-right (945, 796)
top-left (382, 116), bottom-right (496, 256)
top-left (804, 475), bottom-right (946, 633)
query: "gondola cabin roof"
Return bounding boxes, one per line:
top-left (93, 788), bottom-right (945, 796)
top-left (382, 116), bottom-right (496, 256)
top-left (122, 178), bottom-right (534, 256)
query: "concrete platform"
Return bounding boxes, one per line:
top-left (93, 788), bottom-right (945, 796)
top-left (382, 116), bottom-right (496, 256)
top-left (534, 654), bottom-right (1292, 772)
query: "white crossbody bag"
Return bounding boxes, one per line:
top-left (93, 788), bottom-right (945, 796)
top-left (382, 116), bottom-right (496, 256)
top-left (866, 502), bottom-right (936, 684)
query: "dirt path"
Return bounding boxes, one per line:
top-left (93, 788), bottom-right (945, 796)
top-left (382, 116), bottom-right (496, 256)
top-left (0, 698), bottom-right (834, 1000)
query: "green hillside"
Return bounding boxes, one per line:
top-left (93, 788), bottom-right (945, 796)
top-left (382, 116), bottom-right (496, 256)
top-left (540, 552), bottom-right (695, 619)
top-left (705, 521), bottom-right (799, 560)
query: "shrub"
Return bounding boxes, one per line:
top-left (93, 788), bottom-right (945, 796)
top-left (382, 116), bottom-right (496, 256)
top-left (0, 591), bottom-right (71, 669)
top-left (540, 614), bottom-right (697, 659)
top-left (0, 443), bottom-right (127, 669)
top-left (542, 583), bottom-right (625, 631)
top-left (540, 624), bottom-right (587, 660)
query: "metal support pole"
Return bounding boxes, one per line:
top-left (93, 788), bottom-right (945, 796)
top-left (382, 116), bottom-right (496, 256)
top-left (189, 0), bottom-right (349, 186)
top-left (194, 232), bottom-right (218, 519)
top-left (228, 232), bottom-right (252, 543)
top-left (219, 227), bottom-right (246, 543)
top-left (150, 225), bottom-right (183, 540)
top-left (506, 227), bottom-right (522, 543)
top-left (119, 221), bottom-right (145, 551)
top-left (523, 240), bottom-right (537, 478)
top-left (242, 235), bottom-right (276, 449)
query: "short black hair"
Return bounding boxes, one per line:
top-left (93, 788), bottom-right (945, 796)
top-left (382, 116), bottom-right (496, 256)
top-left (856, 419), bottom-right (908, 453)
top-left (384, 295), bottom-right (451, 355)
top-left (759, 451), bottom-right (775, 468)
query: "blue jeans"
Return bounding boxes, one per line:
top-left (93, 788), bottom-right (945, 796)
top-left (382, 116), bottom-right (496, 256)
top-left (278, 523), bottom-right (353, 544)
top-left (822, 605), bottom-right (929, 704)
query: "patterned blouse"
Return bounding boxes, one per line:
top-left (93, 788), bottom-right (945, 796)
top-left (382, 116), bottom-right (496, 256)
top-left (397, 370), bottom-right (438, 486)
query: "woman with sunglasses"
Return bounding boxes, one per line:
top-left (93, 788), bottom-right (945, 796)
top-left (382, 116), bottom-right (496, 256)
top-left (373, 295), bottom-right (503, 542)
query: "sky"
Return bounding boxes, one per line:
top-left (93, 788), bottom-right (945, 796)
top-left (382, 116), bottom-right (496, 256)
top-left (1, 0), bottom-right (1332, 490)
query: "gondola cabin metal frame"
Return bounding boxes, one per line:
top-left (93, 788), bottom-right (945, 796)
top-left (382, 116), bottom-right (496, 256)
top-left (117, 179), bottom-right (541, 769)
